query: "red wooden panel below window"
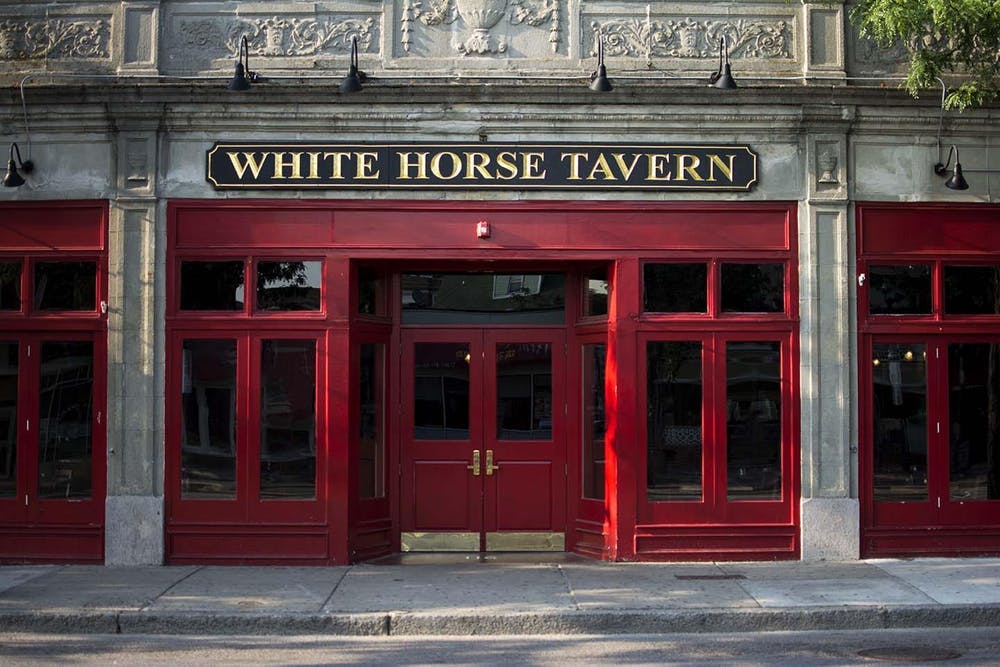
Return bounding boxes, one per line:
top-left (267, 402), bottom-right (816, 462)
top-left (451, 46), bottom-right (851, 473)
top-left (0, 203), bottom-right (106, 251)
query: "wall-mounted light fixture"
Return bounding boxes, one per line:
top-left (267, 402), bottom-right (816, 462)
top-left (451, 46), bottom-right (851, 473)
top-left (227, 35), bottom-right (258, 91)
top-left (590, 35), bottom-right (612, 92)
top-left (3, 142), bottom-right (33, 188)
top-left (340, 37), bottom-right (364, 93)
top-left (709, 36), bottom-right (737, 89)
top-left (934, 144), bottom-right (969, 190)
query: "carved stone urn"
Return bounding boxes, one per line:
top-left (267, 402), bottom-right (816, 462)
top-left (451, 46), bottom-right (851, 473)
top-left (455, 0), bottom-right (508, 54)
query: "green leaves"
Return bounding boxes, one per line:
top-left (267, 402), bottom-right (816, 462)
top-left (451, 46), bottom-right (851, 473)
top-left (851, 0), bottom-right (1000, 109)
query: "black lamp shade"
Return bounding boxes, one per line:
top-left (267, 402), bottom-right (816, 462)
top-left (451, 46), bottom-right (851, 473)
top-left (228, 61), bottom-right (251, 91)
top-left (945, 162), bottom-right (969, 190)
top-left (590, 64), bottom-right (612, 92)
top-left (713, 63), bottom-right (737, 89)
top-left (340, 65), bottom-right (363, 94)
top-left (3, 158), bottom-right (25, 187)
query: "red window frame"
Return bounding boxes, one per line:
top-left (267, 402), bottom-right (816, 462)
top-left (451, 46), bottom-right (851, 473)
top-left (858, 202), bottom-right (1000, 557)
top-left (635, 250), bottom-right (799, 531)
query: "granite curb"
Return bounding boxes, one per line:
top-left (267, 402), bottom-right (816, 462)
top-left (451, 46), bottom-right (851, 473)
top-left (3, 605), bottom-right (1000, 636)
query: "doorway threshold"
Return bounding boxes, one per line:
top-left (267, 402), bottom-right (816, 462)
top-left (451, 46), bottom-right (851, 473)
top-left (365, 552), bottom-right (591, 566)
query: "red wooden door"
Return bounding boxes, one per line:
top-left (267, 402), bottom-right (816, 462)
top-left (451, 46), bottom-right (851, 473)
top-left (0, 333), bottom-right (105, 560)
top-left (400, 328), bottom-right (566, 551)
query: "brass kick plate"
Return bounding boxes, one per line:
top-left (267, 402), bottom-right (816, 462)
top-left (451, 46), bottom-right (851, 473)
top-left (401, 532), bottom-right (479, 552)
top-left (486, 532), bottom-right (565, 552)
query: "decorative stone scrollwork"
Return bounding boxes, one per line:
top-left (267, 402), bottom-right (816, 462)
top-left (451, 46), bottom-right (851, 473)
top-left (179, 16), bottom-right (375, 59)
top-left (402, 0), bottom-right (561, 55)
top-left (228, 17), bottom-right (376, 56)
top-left (592, 17), bottom-right (791, 60)
top-left (0, 18), bottom-right (109, 60)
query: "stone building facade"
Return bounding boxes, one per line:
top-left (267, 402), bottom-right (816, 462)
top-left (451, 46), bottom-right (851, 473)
top-left (1, 1), bottom-right (998, 566)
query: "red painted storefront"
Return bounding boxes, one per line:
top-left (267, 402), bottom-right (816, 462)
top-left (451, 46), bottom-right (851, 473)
top-left (858, 203), bottom-right (1000, 557)
top-left (164, 200), bottom-right (801, 563)
top-left (0, 202), bottom-right (107, 563)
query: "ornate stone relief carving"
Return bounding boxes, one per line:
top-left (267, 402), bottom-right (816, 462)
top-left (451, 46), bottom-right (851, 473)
top-left (591, 17), bottom-right (791, 60)
top-left (177, 16), bottom-right (376, 59)
top-left (854, 36), bottom-right (907, 65)
top-left (0, 18), bottom-right (110, 60)
top-left (402, 0), bottom-right (561, 55)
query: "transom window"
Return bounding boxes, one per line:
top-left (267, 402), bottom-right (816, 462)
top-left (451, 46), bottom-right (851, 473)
top-left (642, 261), bottom-right (786, 315)
top-left (178, 259), bottom-right (323, 313)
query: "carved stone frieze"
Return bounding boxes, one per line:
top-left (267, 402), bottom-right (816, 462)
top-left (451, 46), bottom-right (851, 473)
top-left (591, 17), bottom-right (791, 61)
top-left (0, 18), bottom-right (110, 60)
top-left (402, 0), bottom-right (561, 55)
top-left (177, 16), bottom-right (376, 59)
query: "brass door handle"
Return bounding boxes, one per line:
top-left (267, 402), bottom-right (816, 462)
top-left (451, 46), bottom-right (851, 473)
top-left (467, 449), bottom-right (481, 476)
top-left (485, 449), bottom-right (499, 476)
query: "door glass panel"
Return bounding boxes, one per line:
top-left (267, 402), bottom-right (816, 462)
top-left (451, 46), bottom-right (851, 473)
top-left (944, 265), bottom-right (1000, 315)
top-left (496, 342), bottom-right (552, 440)
top-left (647, 341), bottom-right (703, 501)
top-left (582, 343), bottom-right (606, 500)
top-left (180, 261), bottom-right (244, 311)
top-left (0, 342), bottom-right (17, 498)
top-left (949, 343), bottom-right (1000, 500)
top-left (0, 262), bottom-right (21, 310)
top-left (256, 261), bottom-right (321, 311)
top-left (872, 343), bottom-right (928, 501)
top-left (37, 341), bottom-right (93, 499)
top-left (727, 341), bottom-right (781, 500)
top-left (414, 343), bottom-right (470, 440)
top-left (360, 343), bottom-right (385, 499)
top-left (643, 263), bottom-right (707, 313)
top-left (34, 261), bottom-right (96, 311)
top-left (868, 265), bottom-right (931, 315)
top-left (721, 263), bottom-right (784, 313)
top-left (402, 273), bottom-right (565, 324)
top-left (260, 340), bottom-right (316, 500)
top-left (181, 340), bottom-right (237, 499)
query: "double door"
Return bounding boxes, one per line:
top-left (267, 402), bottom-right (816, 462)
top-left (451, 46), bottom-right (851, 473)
top-left (867, 336), bottom-right (1000, 531)
top-left (400, 328), bottom-right (566, 551)
top-left (0, 333), bottom-right (104, 558)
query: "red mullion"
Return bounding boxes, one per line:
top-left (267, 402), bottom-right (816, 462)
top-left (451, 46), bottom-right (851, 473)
top-left (925, 339), bottom-right (949, 517)
top-left (353, 330), bottom-right (392, 526)
top-left (637, 331), bottom-right (715, 525)
top-left (714, 333), bottom-right (794, 525)
top-left (250, 332), bottom-right (327, 524)
top-left (32, 331), bottom-right (106, 525)
top-left (165, 331), bottom-right (245, 524)
top-left (24, 255), bottom-right (105, 320)
top-left (865, 334), bottom-right (936, 527)
top-left (707, 259), bottom-right (720, 318)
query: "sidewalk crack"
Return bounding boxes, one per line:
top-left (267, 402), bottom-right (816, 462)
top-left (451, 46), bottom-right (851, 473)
top-left (319, 565), bottom-right (351, 610)
top-left (139, 565), bottom-right (204, 611)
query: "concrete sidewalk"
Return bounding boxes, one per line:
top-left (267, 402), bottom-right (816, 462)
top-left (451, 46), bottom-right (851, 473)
top-left (1, 555), bottom-right (999, 636)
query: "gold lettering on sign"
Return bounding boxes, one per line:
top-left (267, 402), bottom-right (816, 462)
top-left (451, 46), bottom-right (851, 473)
top-left (430, 152), bottom-right (462, 180)
top-left (612, 153), bottom-right (643, 180)
top-left (495, 152), bottom-right (519, 180)
top-left (647, 154), bottom-right (673, 181)
top-left (708, 154), bottom-right (736, 182)
top-left (560, 152), bottom-right (588, 180)
top-left (675, 154), bottom-right (703, 181)
top-left (397, 152), bottom-right (429, 180)
top-left (587, 153), bottom-right (616, 181)
top-left (355, 152), bottom-right (380, 180)
top-left (270, 152), bottom-right (303, 179)
top-left (227, 152), bottom-right (268, 180)
top-left (305, 152), bottom-right (322, 179)
top-left (522, 152), bottom-right (546, 180)
top-left (465, 152), bottom-right (492, 180)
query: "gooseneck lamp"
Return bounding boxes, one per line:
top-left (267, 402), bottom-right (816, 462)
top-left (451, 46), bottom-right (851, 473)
top-left (340, 37), bottom-right (364, 93)
top-left (3, 142), bottom-right (33, 188)
top-left (589, 35), bottom-right (612, 92)
top-left (227, 35), bottom-right (256, 91)
top-left (934, 144), bottom-right (969, 190)
top-left (709, 36), bottom-right (737, 89)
